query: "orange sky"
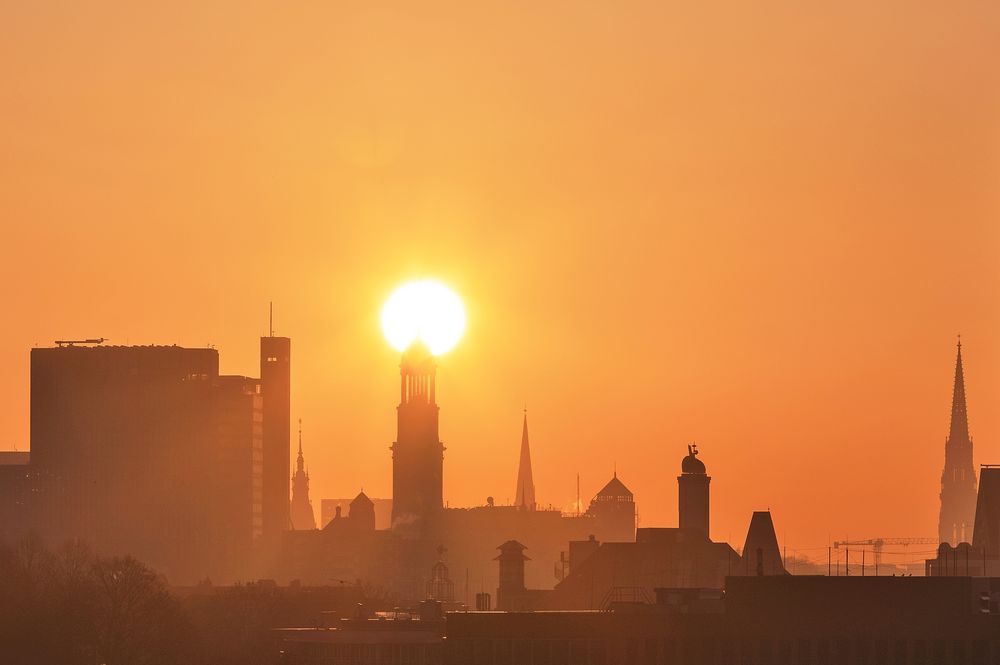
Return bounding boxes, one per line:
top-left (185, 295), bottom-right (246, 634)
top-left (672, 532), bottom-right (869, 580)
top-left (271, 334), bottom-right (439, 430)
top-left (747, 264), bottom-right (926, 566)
top-left (2, 2), bottom-right (999, 562)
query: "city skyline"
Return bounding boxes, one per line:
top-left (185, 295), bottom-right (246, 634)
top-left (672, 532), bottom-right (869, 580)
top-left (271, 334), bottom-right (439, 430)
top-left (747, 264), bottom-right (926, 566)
top-left (3, 1), bottom-right (1000, 566)
top-left (6, 320), bottom-right (995, 568)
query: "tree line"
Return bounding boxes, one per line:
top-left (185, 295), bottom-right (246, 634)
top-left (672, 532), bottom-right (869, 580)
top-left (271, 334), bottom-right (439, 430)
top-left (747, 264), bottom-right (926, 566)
top-left (0, 534), bottom-right (385, 665)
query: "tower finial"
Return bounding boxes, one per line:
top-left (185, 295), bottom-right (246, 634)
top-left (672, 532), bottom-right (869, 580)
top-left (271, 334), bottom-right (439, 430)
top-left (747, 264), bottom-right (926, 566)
top-left (298, 418), bottom-right (303, 455)
top-left (269, 301), bottom-right (273, 337)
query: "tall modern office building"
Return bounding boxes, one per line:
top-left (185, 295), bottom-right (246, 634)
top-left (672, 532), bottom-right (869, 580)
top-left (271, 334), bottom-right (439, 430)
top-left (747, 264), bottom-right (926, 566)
top-left (260, 333), bottom-right (291, 543)
top-left (939, 340), bottom-right (978, 546)
top-left (29, 343), bottom-right (262, 582)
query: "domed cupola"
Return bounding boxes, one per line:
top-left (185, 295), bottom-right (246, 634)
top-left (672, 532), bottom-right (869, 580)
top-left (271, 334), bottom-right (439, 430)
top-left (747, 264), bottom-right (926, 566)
top-left (681, 443), bottom-right (706, 474)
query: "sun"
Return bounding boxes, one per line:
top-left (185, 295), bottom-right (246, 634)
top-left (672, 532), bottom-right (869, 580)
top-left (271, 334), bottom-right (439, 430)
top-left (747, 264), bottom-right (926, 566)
top-left (381, 280), bottom-right (466, 356)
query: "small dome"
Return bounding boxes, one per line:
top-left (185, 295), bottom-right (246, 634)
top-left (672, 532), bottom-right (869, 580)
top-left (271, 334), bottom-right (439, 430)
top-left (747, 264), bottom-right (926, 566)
top-left (681, 445), bottom-right (706, 474)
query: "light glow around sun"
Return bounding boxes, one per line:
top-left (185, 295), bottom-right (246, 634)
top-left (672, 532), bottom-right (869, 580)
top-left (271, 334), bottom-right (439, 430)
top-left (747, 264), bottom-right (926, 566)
top-left (381, 280), bottom-right (466, 355)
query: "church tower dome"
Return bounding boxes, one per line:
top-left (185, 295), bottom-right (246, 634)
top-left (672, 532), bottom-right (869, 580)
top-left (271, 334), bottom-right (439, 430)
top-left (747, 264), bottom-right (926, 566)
top-left (681, 445), bottom-right (707, 475)
top-left (678, 444), bottom-right (710, 539)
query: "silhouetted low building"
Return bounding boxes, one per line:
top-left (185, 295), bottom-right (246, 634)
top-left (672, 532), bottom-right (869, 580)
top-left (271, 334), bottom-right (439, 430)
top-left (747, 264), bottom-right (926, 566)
top-left (585, 474), bottom-right (636, 543)
top-left (322, 497), bottom-right (393, 530)
top-left (281, 492), bottom-right (381, 585)
top-left (929, 467), bottom-right (1000, 576)
top-left (0, 452), bottom-right (31, 544)
top-left (731, 510), bottom-right (786, 577)
top-left (276, 604), bottom-right (445, 665)
top-left (486, 450), bottom-right (784, 611)
top-left (446, 576), bottom-right (1000, 665)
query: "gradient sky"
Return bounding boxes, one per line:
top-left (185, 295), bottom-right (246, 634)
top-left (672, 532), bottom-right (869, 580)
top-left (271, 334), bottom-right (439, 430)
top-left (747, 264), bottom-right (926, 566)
top-left (2, 1), bottom-right (999, 564)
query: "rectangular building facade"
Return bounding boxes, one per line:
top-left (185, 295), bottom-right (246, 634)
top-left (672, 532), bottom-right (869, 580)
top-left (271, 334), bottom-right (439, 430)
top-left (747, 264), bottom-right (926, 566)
top-left (28, 344), bottom-right (263, 583)
top-left (260, 335), bottom-right (291, 546)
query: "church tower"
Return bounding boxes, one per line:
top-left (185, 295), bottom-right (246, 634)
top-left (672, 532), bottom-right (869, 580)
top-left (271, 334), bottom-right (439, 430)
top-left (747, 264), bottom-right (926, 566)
top-left (391, 343), bottom-right (444, 535)
top-left (678, 444), bottom-right (710, 538)
top-left (515, 410), bottom-right (536, 510)
top-left (289, 420), bottom-right (316, 530)
top-left (939, 339), bottom-right (978, 545)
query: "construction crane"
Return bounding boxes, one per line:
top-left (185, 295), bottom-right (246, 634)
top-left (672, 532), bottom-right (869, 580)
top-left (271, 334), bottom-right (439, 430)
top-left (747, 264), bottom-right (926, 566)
top-left (832, 538), bottom-right (938, 566)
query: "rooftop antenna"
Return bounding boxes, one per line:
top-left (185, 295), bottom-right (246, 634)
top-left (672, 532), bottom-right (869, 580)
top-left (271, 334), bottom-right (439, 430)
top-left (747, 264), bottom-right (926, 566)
top-left (576, 472), bottom-right (581, 517)
top-left (269, 301), bottom-right (274, 337)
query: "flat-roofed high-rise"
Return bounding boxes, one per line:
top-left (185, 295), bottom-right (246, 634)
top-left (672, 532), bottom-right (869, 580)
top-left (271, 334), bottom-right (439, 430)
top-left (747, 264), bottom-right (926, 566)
top-left (260, 334), bottom-right (291, 543)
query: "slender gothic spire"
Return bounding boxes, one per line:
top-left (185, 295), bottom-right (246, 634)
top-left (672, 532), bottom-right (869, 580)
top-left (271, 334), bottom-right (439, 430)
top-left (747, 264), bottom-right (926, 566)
top-left (296, 418), bottom-right (305, 473)
top-left (290, 418), bottom-right (316, 530)
top-left (939, 337), bottom-right (977, 545)
top-left (515, 409), bottom-right (536, 510)
top-left (949, 338), bottom-right (970, 443)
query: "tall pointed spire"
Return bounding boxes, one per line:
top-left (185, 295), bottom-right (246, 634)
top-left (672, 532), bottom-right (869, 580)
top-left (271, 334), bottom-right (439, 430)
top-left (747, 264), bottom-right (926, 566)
top-left (939, 337), bottom-right (977, 545)
top-left (515, 409), bottom-right (536, 510)
top-left (290, 418), bottom-right (317, 530)
top-left (949, 337), bottom-right (970, 442)
top-left (296, 418), bottom-right (306, 474)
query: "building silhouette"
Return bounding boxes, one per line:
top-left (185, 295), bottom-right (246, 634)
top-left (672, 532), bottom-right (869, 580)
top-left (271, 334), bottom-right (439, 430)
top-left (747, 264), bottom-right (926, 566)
top-left (290, 420), bottom-right (317, 530)
top-left (736, 510), bottom-right (785, 576)
top-left (0, 451), bottom-right (31, 544)
top-left (514, 411), bottom-right (535, 511)
top-left (280, 355), bottom-right (638, 596)
top-left (212, 375), bottom-right (266, 554)
top-left (260, 331), bottom-right (291, 545)
top-left (348, 490), bottom-right (377, 532)
top-left (585, 473), bottom-right (636, 543)
top-left (678, 443), bottom-right (710, 538)
top-left (973, 467), bottom-right (1000, 559)
top-left (391, 343), bottom-right (444, 536)
top-left (27, 343), bottom-right (265, 582)
top-left (321, 496), bottom-right (393, 529)
top-left (444, 576), bottom-right (1000, 665)
top-left (928, 467), bottom-right (1000, 576)
top-left (426, 546), bottom-right (456, 602)
top-left (485, 448), bottom-right (783, 611)
top-left (939, 339), bottom-right (977, 545)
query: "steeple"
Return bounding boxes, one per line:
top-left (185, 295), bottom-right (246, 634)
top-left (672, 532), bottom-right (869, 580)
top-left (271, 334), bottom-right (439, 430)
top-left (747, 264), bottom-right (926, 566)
top-left (515, 409), bottom-right (536, 510)
top-left (296, 418), bottom-right (306, 475)
top-left (949, 338), bottom-right (970, 443)
top-left (289, 418), bottom-right (317, 530)
top-left (939, 337), bottom-right (978, 545)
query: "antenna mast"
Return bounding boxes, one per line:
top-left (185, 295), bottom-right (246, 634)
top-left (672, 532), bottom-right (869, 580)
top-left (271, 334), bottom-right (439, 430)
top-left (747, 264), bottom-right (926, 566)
top-left (269, 301), bottom-right (274, 337)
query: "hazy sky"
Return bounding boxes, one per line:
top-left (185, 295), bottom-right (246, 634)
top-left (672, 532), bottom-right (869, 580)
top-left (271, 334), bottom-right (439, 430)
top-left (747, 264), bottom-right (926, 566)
top-left (2, 1), bottom-right (999, 563)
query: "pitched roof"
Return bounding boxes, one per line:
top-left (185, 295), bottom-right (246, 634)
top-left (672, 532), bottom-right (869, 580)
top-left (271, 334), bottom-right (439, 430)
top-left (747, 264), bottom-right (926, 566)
top-left (596, 474), bottom-right (633, 499)
top-left (351, 490), bottom-right (373, 506)
top-left (738, 511), bottom-right (786, 576)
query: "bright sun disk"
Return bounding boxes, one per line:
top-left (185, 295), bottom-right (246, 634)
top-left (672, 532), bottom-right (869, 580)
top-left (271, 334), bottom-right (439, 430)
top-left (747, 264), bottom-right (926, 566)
top-left (381, 280), bottom-right (466, 355)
